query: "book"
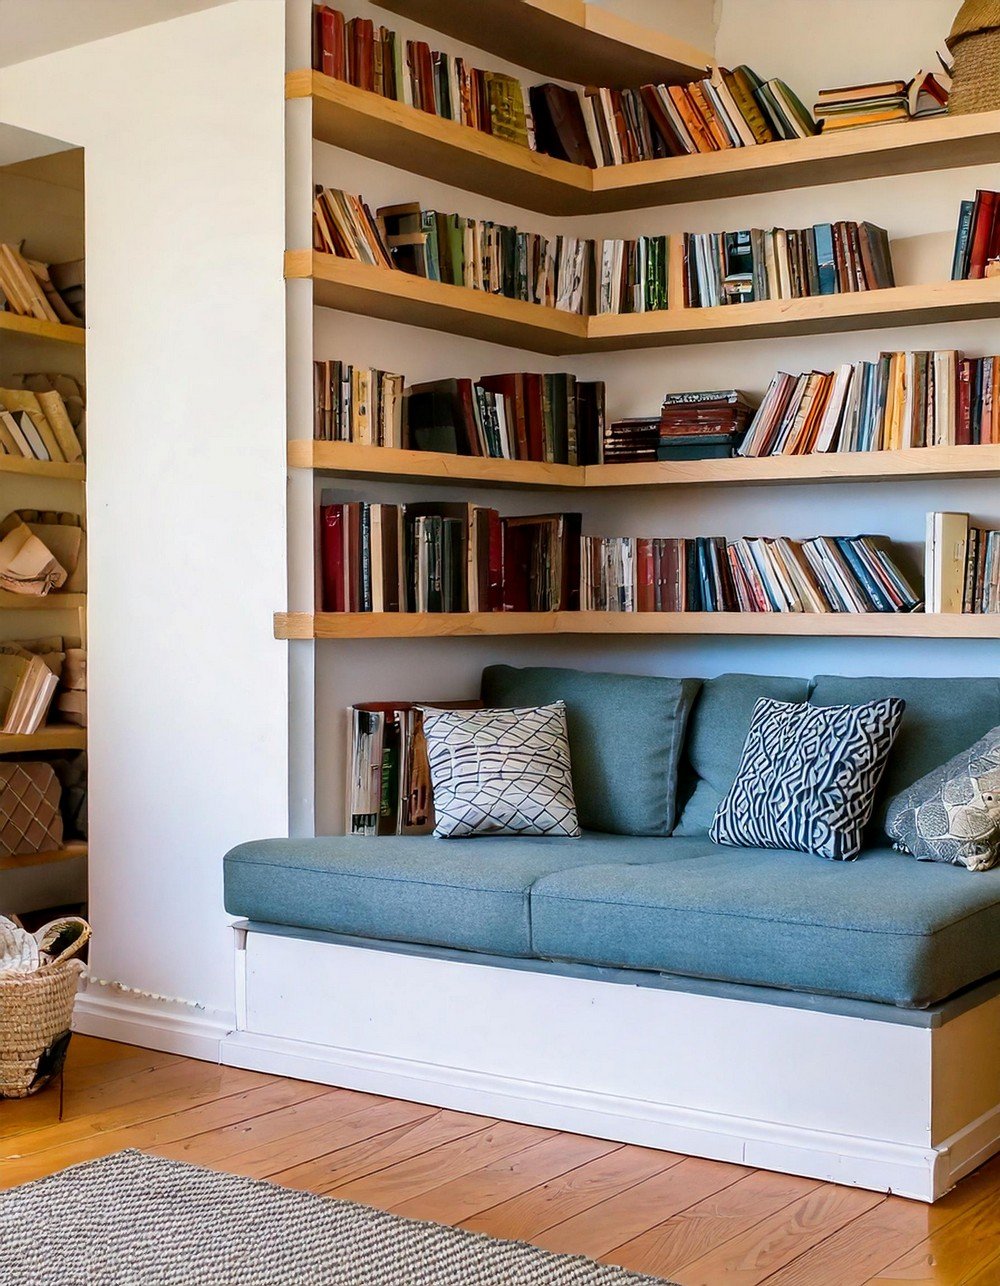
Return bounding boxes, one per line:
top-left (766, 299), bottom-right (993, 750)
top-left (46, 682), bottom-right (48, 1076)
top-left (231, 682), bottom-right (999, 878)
top-left (0, 647), bottom-right (60, 734)
top-left (926, 512), bottom-right (1000, 613)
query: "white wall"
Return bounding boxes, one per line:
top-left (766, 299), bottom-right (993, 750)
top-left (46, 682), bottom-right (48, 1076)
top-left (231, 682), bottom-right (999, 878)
top-left (0, 0), bottom-right (288, 1023)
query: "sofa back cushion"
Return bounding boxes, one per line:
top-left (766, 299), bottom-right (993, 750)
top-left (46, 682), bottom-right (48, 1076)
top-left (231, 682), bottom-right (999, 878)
top-left (481, 665), bottom-right (700, 836)
top-left (809, 675), bottom-right (1000, 841)
top-left (672, 673), bottom-right (811, 836)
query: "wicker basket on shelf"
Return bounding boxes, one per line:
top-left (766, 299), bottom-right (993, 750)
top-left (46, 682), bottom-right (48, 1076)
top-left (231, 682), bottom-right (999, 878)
top-left (947, 0), bottom-right (1000, 113)
top-left (0, 917), bottom-right (89, 1099)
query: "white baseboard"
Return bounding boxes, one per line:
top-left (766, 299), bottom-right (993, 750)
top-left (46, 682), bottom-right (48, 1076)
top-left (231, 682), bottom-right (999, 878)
top-left (221, 1028), bottom-right (947, 1200)
top-left (74, 990), bottom-right (232, 1063)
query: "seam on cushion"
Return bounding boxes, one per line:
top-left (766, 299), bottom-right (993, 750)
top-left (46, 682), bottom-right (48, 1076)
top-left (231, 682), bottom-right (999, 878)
top-left (225, 858), bottom-right (527, 897)
top-left (529, 890), bottom-right (1000, 938)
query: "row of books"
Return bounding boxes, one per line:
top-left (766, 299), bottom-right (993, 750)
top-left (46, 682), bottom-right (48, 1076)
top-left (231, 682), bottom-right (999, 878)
top-left (319, 495), bottom-right (922, 616)
top-left (580, 534), bottom-right (920, 614)
top-left (319, 496), bottom-right (579, 614)
top-left (683, 222), bottom-right (894, 308)
top-left (740, 352), bottom-right (1000, 457)
top-left (813, 68), bottom-right (950, 132)
top-left (0, 242), bottom-right (83, 327)
top-left (952, 190), bottom-right (1000, 281)
top-left (313, 6), bottom-right (531, 147)
top-left (313, 363), bottom-right (404, 447)
top-left (0, 636), bottom-right (85, 734)
top-left (0, 375), bottom-right (86, 464)
top-left (927, 512), bottom-right (1000, 615)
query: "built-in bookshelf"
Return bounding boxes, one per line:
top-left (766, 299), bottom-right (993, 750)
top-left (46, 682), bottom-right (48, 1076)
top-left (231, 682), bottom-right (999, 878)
top-left (0, 591), bottom-right (87, 611)
top-left (0, 841), bottom-right (86, 873)
top-left (289, 253), bottom-right (1000, 355)
top-left (275, 611), bottom-right (1000, 640)
top-left (0, 727), bottom-right (87, 754)
top-left (0, 456), bottom-right (85, 481)
top-left (290, 71), bottom-right (1000, 215)
top-left (0, 310), bottom-right (85, 348)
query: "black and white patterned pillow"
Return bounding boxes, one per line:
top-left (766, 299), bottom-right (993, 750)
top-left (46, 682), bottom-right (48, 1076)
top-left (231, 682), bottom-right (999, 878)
top-left (710, 696), bottom-right (905, 860)
top-left (886, 725), bottom-right (1000, 871)
top-left (420, 702), bottom-right (581, 839)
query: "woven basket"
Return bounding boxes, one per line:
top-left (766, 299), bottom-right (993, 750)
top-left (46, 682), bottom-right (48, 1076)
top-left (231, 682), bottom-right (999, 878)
top-left (948, 0), bottom-right (1000, 113)
top-left (0, 919), bottom-right (89, 1098)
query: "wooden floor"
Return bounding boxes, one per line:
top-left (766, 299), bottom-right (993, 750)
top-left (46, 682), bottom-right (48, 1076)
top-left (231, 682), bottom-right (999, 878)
top-left (4, 1038), bottom-right (1000, 1283)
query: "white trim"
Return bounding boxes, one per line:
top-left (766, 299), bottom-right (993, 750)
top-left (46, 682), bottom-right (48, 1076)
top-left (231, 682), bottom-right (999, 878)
top-left (74, 991), bottom-right (231, 1063)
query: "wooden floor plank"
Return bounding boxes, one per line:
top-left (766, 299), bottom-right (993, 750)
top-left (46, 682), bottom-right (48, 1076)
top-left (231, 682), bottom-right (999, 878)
top-left (393, 1133), bottom-right (620, 1225)
top-left (270, 1108), bottom-right (498, 1194)
top-left (607, 1169), bottom-right (820, 1278)
top-left (533, 1156), bottom-right (753, 1260)
top-left (670, 1183), bottom-right (884, 1285)
top-left (325, 1119), bottom-right (551, 1210)
top-left (866, 1181), bottom-right (1000, 1283)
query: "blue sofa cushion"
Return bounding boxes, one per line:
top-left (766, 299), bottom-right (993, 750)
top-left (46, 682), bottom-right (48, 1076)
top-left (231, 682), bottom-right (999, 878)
top-left (529, 842), bottom-right (1000, 1007)
top-left (223, 833), bottom-right (703, 958)
top-left (809, 676), bottom-right (1000, 841)
top-left (673, 673), bottom-right (812, 835)
top-left (481, 665), bottom-right (700, 836)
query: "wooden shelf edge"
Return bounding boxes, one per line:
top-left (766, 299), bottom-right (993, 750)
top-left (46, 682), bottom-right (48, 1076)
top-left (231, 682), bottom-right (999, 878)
top-left (0, 456), bottom-right (86, 481)
top-left (291, 256), bottom-right (1000, 354)
top-left (274, 611), bottom-right (1000, 640)
top-left (0, 841), bottom-right (87, 872)
top-left (0, 592), bottom-right (87, 611)
top-left (0, 727), bottom-right (87, 753)
top-left (0, 311), bottom-right (85, 347)
top-left (288, 441), bottom-right (1000, 489)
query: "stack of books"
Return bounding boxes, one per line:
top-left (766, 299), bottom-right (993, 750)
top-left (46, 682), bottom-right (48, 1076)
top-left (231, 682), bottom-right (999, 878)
top-left (683, 221), bottom-right (894, 307)
top-left (312, 362), bottom-right (404, 446)
top-left (319, 495), bottom-right (581, 614)
top-left (740, 350), bottom-right (1000, 457)
top-left (813, 81), bottom-right (909, 132)
top-left (0, 644), bottom-right (60, 735)
top-left (602, 418), bottom-right (660, 463)
top-left (532, 66), bottom-right (814, 168)
top-left (312, 6), bottom-right (532, 148)
top-left (926, 512), bottom-right (999, 614)
top-left (0, 243), bottom-right (84, 327)
top-left (658, 390), bottom-right (757, 459)
top-left (0, 379), bottom-right (85, 464)
top-left (404, 373), bottom-right (604, 464)
top-left (952, 191), bottom-right (1000, 280)
top-left (580, 534), bottom-right (921, 613)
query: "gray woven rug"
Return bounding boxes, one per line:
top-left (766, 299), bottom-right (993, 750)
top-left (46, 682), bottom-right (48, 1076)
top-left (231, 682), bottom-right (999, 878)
top-left (0, 1150), bottom-right (674, 1285)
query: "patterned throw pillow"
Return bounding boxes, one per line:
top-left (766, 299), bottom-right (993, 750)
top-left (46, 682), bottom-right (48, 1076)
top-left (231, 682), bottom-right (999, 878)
top-left (710, 696), bottom-right (905, 860)
top-left (420, 702), bottom-right (581, 839)
top-left (886, 726), bottom-right (1000, 871)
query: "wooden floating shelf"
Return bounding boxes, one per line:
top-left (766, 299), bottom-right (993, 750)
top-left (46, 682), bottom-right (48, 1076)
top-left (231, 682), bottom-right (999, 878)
top-left (289, 440), bottom-right (1000, 490)
top-left (0, 841), bottom-right (86, 873)
top-left (295, 75), bottom-right (1000, 215)
top-left (0, 591), bottom-right (86, 611)
top-left (0, 727), bottom-right (87, 754)
top-left (274, 611), bottom-right (1000, 641)
top-left (290, 253), bottom-right (1000, 355)
top-left (0, 310), bottom-right (85, 347)
top-left (0, 455), bottom-right (86, 481)
top-left (376, 0), bottom-right (710, 88)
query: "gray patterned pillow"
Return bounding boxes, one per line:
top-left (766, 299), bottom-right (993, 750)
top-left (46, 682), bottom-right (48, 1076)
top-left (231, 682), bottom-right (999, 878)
top-left (420, 702), bottom-right (581, 839)
top-left (710, 696), bottom-right (905, 860)
top-left (886, 726), bottom-right (1000, 871)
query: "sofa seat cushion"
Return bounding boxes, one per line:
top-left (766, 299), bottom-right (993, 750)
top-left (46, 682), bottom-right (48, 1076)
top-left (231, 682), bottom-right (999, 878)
top-left (529, 844), bottom-right (1000, 1006)
top-left (224, 833), bottom-right (700, 958)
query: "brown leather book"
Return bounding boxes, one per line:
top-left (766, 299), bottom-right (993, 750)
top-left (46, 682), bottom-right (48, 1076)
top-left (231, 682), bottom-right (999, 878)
top-left (667, 86), bottom-right (717, 153)
top-left (638, 85), bottom-right (687, 157)
top-left (529, 84), bottom-right (596, 167)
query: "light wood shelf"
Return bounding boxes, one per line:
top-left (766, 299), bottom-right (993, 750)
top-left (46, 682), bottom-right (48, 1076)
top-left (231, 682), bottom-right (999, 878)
top-left (289, 252), bottom-right (589, 355)
top-left (289, 440), bottom-right (1000, 490)
top-left (0, 456), bottom-right (86, 481)
top-left (0, 311), bottom-right (85, 347)
top-left (0, 591), bottom-right (86, 611)
top-left (291, 253), bottom-right (1000, 355)
top-left (275, 611), bottom-right (1000, 640)
top-left (295, 75), bottom-right (1000, 215)
top-left (0, 841), bottom-right (86, 873)
top-left (376, 0), bottom-right (710, 88)
top-left (291, 72), bottom-right (590, 217)
top-left (0, 727), bottom-right (87, 754)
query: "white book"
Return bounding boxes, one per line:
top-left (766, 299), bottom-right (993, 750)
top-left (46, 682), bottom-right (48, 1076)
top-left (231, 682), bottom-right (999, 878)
top-left (814, 363), bottom-right (855, 452)
top-left (932, 350), bottom-right (957, 447)
top-left (576, 89), bottom-right (606, 167)
top-left (929, 511), bottom-right (969, 614)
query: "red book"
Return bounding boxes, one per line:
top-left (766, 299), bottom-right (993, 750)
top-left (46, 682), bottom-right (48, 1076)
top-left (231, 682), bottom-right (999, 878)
top-left (347, 17), bottom-right (374, 92)
top-left (957, 359), bottom-right (973, 445)
top-left (314, 6), bottom-right (346, 79)
top-left (487, 509), bottom-right (504, 611)
top-left (455, 379), bottom-right (482, 456)
top-left (636, 538), bottom-right (655, 612)
top-left (347, 502), bottom-right (361, 611)
top-left (320, 504), bottom-right (345, 612)
top-left (968, 191), bottom-right (998, 279)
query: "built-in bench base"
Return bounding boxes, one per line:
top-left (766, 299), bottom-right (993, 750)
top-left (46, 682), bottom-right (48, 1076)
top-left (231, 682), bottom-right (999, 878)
top-left (222, 922), bottom-right (1000, 1202)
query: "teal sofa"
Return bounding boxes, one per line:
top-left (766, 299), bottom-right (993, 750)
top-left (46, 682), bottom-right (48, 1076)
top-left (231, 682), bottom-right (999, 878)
top-left (225, 669), bottom-right (1000, 1011)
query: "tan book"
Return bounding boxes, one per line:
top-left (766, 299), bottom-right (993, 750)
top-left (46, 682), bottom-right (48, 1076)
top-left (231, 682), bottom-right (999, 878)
top-left (927, 511), bottom-right (969, 613)
top-left (24, 258), bottom-right (82, 327)
top-left (0, 412), bottom-right (23, 457)
top-left (0, 245), bottom-right (58, 323)
top-left (0, 388), bottom-right (65, 462)
top-left (0, 246), bottom-right (34, 315)
top-left (0, 409), bottom-right (36, 458)
top-left (36, 390), bottom-right (83, 463)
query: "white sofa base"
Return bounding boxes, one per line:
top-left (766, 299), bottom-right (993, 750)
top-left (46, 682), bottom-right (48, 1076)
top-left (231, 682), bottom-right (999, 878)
top-left (222, 925), bottom-right (1000, 1202)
